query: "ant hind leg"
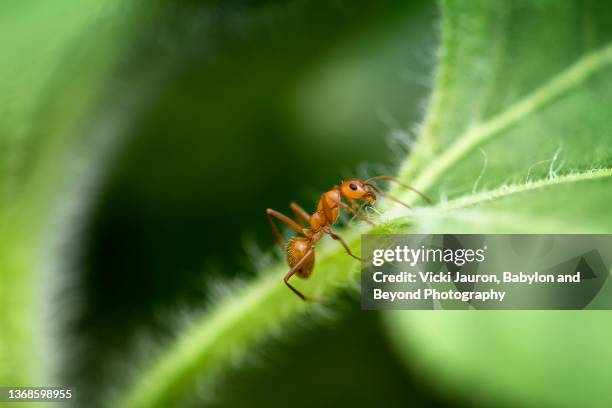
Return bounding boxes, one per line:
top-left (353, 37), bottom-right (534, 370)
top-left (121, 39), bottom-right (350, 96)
top-left (266, 208), bottom-right (305, 250)
top-left (283, 246), bottom-right (315, 301)
top-left (290, 202), bottom-right (310, 225)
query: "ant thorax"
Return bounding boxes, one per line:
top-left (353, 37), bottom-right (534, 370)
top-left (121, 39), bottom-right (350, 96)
top-left (314, 190), bottom-right (341, 224)
top-left (302, 227), bottom-right (323, 243)
top-left (309, 211), bottom-right (327, 230)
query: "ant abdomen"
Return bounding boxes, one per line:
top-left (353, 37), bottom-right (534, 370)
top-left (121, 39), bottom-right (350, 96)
top-left (286, 237), bottom-right (315, 278)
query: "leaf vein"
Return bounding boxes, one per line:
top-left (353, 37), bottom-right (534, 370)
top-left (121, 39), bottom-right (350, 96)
top-left (436, 168), bottom-right (612, 211)
top-left (399, 42), bottom-right (612, 203)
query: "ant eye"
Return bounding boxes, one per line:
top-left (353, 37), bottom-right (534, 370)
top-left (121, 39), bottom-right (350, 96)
top-left (349, 183), bottom-right (358, 191)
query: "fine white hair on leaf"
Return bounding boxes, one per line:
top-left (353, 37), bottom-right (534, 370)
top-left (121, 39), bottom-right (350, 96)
top-left (526, 158), bottom-right (551, 181)
top-left (399, 68), bottom-right (435, 87)
top-left (471, 147), bottom-right (489, 194)
top-left (242, 233), bottom-right (276, 272)
top-left (437, 190), bottom-right (448, 205)
top-left (386, 128), bottom-right (413, 153)
top-left (548, 146), bottom-right (565, 179)
top-left (524, 145), bottom-right (565, 182)
top-left (40, 67), bottom-right (167, 404)
top-left (376, 106), bottom-right (402, 130)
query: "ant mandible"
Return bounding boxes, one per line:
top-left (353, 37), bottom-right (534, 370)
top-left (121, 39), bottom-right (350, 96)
top-left (266, 175), bottom-right (431, 300)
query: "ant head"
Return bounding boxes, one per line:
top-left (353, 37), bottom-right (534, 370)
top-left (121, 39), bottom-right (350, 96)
top-left (340, 179), bottom-right (376, 203)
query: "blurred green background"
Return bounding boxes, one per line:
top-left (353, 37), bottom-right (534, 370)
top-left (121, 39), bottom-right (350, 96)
top-left (64, 0), bottom-right (449, 406)
top-left (7, 1), bottom-right (610, 407)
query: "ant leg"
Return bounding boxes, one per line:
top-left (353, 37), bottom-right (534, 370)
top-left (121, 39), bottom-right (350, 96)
top-left (364, 175), bottom-right (432, 204)
top-left (320, 195), bottom-right (363, 256)
top-left (324, 228), bottom-right (361, 261)
top-left (347, 197), bottom-right (360, 209)
top-left (290, 202), bottom-right (310, 225)
top-left (331, 197), bottom-right (375, 226)
top-left (346, 197), bottom-right (372, 221)
top-left (266, 208), bottom-right (305, 250)
top-left (284, 246), bottom-right (314, 301)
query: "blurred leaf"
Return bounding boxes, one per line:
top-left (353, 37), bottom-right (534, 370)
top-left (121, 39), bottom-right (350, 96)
top-left (384, 1), bottom-right (612, 407)
top-left (0, 0), bottom-right (153, 386)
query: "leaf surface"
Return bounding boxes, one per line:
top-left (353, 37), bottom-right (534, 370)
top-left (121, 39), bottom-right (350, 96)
top-left (0, 0), bottom-right (152, 386)
top-left (385, 2), bottom-right (612, 407)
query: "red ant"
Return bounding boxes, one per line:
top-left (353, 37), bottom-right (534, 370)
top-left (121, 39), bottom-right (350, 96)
top-left (266, 175), bottom-right (431, 300)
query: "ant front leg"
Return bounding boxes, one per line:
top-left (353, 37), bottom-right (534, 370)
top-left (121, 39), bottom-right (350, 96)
top-left (284, 246), bottom-right (315, 301)
top-left (347, 197), bottom-right (360, 209)
top-left (346, 197), bottom-right (372, 221)
top-left (324, 227), bottom-right (361, 261)
top-left (332, 198), bottom-right (375, 226)
top-left (266, 208), bottom-right (306, 250)
top-left (319, 195), bottom-right (361, 260)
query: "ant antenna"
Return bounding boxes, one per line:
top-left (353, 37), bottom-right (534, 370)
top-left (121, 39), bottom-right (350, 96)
top-left (364, 175), bottom-right (432, 204)
top-left (366, 183), bottom-right (412, 209)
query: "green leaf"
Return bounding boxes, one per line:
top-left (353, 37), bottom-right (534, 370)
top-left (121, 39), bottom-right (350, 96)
top-left (383, 1), bottom-right (612, 407)
top-left (0, 0), bottom-right (152, 386)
